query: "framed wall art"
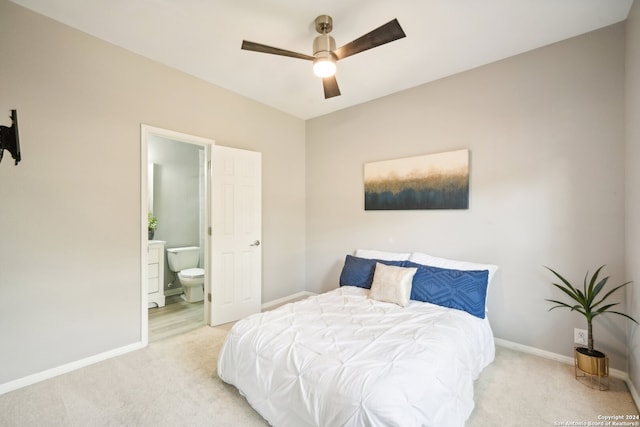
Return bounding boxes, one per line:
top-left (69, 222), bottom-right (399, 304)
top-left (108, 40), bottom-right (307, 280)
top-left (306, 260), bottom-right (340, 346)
top-left (364, 149), bottom-right (469, 210)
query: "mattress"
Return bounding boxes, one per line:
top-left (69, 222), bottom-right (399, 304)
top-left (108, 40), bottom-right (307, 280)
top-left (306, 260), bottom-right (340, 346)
top-left (217, 286), bottom-right (495, 427)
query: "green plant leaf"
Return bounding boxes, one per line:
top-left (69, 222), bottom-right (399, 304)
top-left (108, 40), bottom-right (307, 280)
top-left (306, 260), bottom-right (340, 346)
top-left (550, 283), bottom-right (583, 305)
top-left (588, 276), bottom-right (609, 305)
top-left (606, 311), bottom-right (640, 324)
top-left (592, 281), bottom-right (632, 310)
top-left (593, 302), bottom-right (619, 315)
top-left (585, 265), bottom-right (605, 303)
top-left (546, 299), bottom-right (586, 316)
top-left (545, 266), bottom-right (578, 292)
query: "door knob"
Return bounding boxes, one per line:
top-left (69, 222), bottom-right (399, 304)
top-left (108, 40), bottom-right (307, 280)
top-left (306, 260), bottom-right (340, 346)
top-left (250, 240), bottom-right (261, 246)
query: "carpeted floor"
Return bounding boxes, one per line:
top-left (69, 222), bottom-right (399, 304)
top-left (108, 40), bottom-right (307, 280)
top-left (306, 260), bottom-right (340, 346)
top-left (1, 325), bottom-right (637, 426)
top-left (469, 344), bottom-right (638, 426)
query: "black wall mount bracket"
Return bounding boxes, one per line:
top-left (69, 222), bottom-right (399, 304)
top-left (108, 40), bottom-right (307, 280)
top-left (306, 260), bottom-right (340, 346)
top-left (0, 109), bottom-right (21, 166)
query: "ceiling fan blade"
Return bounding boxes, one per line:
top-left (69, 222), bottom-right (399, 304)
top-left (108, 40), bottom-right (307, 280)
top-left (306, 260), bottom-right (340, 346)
top-left (241, 40), bottom-right (315, 61)
top-left (333, 18), bottom-right (406, 60)
top-left (322, 76), bottom-right (341, 99)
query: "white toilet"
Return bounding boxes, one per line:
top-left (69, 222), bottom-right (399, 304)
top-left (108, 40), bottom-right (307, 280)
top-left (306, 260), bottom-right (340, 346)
top-left (166, 246), bottom-right (205, 303)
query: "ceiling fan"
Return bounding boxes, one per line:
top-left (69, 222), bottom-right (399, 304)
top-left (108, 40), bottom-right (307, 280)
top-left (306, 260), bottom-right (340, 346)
top-left (241, 15), bottom-right (406, 99)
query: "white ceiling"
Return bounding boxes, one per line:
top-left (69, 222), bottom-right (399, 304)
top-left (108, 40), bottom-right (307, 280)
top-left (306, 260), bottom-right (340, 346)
top-left (10, 0), bottom-right (633, 120)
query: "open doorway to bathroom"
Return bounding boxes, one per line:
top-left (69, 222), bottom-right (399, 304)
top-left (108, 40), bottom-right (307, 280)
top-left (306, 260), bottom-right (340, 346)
top-left (142, 126), bottom-right (213, 344)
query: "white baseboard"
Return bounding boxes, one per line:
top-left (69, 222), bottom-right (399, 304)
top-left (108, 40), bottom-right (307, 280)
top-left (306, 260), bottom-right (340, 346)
top-left (495, 338), bottom-right (576, 365)
top-left (629, 380), bottom-right (640, 412)
top-left (495, 338), bottom-right (639, 409)
top-left (0, 341), bottom-right (145, 396)
top-left (494, 338), bottom-right (628, 379)
top-left (261, 291), bottom-right (317, 310)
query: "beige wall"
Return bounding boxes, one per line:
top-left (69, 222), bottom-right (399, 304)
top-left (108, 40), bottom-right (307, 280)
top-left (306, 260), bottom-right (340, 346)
top-left (0, 0), bottom-right (306, 384)
top-left (625, 0), bottom-right (640, 395)
top-left (306, 24), bottom-right (630, 370)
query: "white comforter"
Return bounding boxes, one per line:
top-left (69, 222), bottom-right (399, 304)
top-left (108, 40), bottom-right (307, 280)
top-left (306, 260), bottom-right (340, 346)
top-left (218, 286), bottom-right (495, 427)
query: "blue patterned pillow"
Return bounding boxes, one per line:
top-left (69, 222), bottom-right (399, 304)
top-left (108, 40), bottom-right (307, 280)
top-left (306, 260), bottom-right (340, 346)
top-left (339, 255), bottom-right (406, 289)
top-left (404, 261), bottom-right (489, 318)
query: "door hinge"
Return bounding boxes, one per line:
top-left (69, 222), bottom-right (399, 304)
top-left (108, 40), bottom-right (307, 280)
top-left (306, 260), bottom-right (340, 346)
top-left (208, 227), bottom-right (212, 236)
top-left (208, 293), bottom-right (211, 302)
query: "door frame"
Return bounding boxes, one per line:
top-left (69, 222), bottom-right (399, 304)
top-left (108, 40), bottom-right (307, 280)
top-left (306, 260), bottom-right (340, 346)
top-left (140, 124), bottom-right (215, 346)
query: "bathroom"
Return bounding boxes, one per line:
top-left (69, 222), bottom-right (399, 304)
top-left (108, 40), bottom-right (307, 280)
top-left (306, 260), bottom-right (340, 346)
top-left (147, 134), bottom-right (206, 340)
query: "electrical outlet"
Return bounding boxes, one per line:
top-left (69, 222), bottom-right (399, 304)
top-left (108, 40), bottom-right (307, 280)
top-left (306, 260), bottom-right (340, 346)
top-left (574, 328), bottom-right (588, 345)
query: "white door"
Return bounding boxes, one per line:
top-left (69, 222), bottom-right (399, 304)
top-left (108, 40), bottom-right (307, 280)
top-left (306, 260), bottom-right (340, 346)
top-left (209, 145), bottom-right (262, 326)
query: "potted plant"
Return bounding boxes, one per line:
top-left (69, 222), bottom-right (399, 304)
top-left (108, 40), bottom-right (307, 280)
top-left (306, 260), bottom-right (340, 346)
top-left (545, 265), bottom-right (637, 378)
top-left (148, 212), bottom-right (157, 240)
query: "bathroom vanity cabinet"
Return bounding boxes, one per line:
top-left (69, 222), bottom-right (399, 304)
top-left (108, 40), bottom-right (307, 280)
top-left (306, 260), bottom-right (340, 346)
top-left (148, 240), bottom-right (166, 307)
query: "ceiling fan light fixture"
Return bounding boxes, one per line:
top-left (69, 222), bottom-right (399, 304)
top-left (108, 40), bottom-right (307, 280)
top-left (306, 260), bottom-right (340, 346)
top-left (313, 55), bottom-right (336, 78)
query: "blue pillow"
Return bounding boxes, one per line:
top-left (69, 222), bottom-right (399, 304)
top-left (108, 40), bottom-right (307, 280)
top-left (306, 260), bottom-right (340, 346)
top-left (404, 261), bottom-right (489, 318)
top-left (339, 255), bottom-right (406, 289)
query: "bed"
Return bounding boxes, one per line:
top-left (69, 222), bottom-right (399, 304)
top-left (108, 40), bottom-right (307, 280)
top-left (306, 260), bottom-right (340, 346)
top-left (218, 251), bottom-right (497, 427)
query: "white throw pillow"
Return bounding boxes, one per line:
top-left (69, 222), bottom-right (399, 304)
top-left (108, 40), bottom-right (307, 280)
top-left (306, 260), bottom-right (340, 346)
top-left (355, 249), bottom-right (411, 261)
top-left (369, 262), bottom-right (417, 307)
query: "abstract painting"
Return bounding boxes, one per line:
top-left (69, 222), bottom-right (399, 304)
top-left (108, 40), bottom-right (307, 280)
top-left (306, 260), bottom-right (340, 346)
top-left (364, 149), bottom-right (469, 210)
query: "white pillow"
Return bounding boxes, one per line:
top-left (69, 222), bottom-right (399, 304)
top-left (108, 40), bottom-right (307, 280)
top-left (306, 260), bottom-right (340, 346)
top-left (409, 252), bottom-right (498, 285)
top-left (369, 262), bottom-right (417, 307)
top-left (355, 249), bottom-right (410, 261)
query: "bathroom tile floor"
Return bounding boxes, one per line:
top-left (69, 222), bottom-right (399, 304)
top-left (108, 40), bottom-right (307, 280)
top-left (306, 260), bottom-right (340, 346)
top-left (148, 295), bottom-right (204, 342)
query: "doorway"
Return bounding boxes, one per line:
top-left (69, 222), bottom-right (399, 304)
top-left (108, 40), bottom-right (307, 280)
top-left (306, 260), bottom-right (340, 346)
top-left (141, 125), bottom-right (214, 345)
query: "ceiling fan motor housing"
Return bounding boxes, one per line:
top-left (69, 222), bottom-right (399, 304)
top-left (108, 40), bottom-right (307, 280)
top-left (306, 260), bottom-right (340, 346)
top-left (313, 14), bottom-right (335, 61)
top-left (313, 34), bottom-right (336, 58)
